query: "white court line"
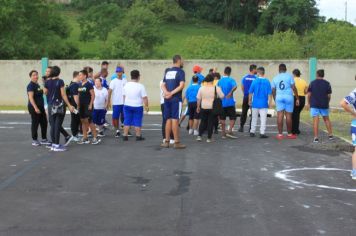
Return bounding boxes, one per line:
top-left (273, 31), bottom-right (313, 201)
top-left (0, 126), bottom-right (14, 129)
top-left (275, 167), bottom-right (356, 192)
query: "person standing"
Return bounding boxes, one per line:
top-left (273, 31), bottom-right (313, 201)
top-left (192, 65), bottom-right (205, 85)
top-left (108, 66), bottom-right (126, 138)
top-left (161, 55), bottom-right (186, 149)
top-left (84, 66), bottom-right (94, 85)
top-left (196, 74), bottom-right (224, 142)
top-left (218, 66), bottom-right (238, 139)
top-left (248, 67), bottom-right (272, 138)
top-left (271, 64), bottom-right (300, 140)
top-left (122, 70), bottom-right (149, 141)
top-left (239, 64), bottom-right (257, 133)
top-left (93, 78), bottom-right (109, 137)
top-left (292, 69), bottom-right (308, 135)
top-left (340, 87), bottom-right (356, 179)
top-left (307, 69), bottom-right (333, 143)
top-left (160, 80), bottom-right (174, 144)
top-left (94, 61), bottom-right (109, 80)
top-left (44, 66), bottom-right (75, 151)
top-left (67, 71), bottom-right (81, 141)
top-left (27, 70), bottom-right (50, 146)
top-left (185, 75), bottom-right (201, 135)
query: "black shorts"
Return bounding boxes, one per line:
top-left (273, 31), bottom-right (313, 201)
top-left (79, 105), bottom-right (92, 120)
top-left (188, 102), bottom-right (200, 120)
top-left (220, 106), bottom-right (237, 120)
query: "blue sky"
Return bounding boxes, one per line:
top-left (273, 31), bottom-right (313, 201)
top-left (317, 0), bottom-right (356, 24)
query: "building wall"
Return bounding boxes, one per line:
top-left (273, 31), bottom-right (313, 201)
top-left (1, 60), bottom-right (355, 108)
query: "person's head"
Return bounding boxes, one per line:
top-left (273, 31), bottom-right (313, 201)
top-left (204, 74), bottom-right (214, 83)
top-left (94, 77), bottom-right (102, 88)
top-left (249, 64), bottom-right (257, 75)
top-left (292, 69), bottom-right (301, 77)
top-left (45, 66), bottom-right (52, 77)
top-left (224, 66), bottom-right (232, 76)
top-left (29, 70), bottom-right (39, 82)
top-left (84, 66), bottom-right (93, 78)
top-left (257, 67), bottom-right (265, 77)
top-left (279, 64), bottom-right (287, 73)
top-left (173, 55), bottom-right (184, 68)
top-left (316, 69), bottom-right (325, 79)
top-left (50, 66), bottom-right (61, 78)
top-left (100, 68), bottom-right (108, 78)
top-left (213, 72), bottom-right (221, 80)
top-left (131, 70), bottom-right (140, 81)
top-left (191, 75), bottom-right (199, 84)
top-left (209, 68), bottom-right (214, 75)
top-left (73, 71), bottom-right (79, 80)
top-left (101, 61), bottom-right (109, 69)
top-left (116, 66), bottom-right (124, 78)
top-left (79, 69), bottom-right (88, 82)
top-left (193, 65), bottom-right (203, 74)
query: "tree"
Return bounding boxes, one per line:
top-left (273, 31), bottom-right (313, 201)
top-left (103, 37), bottom-right (144, 59)
top-left (257, 0), bottom-right (320, 35)
top-left (183, 35), bottom-right (231, 59)
top-left (78, 3), bottom-right (120, 42)
top-left (71, 0), bottom-right (133, 9)
top-left (0, 0), bottom-right (78, 59)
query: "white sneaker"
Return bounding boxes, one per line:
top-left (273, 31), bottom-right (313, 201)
top-left (189, 129), bottom-right (193, 135)
top-left (169, 140), bottom-right (175, 145)
top-left (196, 136), bottom-right (202, 141)
top-left (206, 139), bottom-right (212, 143)
top-left (193, 130), bottom-right (199, 136)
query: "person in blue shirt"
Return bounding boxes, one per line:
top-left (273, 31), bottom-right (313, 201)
top-left (184, 75), bottom-right (201, 136)
top-left (218, 66), bottom-right (238, 139)
top-left (340, 86), bottom-right (356, 179)
top-left (192, 65), bottom-right (205, 85)
top-left (239, 64), bottom-right (257, 133)
top-left (161, 55), bottom-right (186, 149)
top-left (248, 67), bottom-right (272, 139)
top-left (271, 64), bottom-right (299, 140)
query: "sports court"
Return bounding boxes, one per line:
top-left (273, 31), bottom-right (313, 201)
top-left (0, 113), bottom-right (355, 236)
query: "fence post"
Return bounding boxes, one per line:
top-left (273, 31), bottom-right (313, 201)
top-left (309, 57), bottom-right (317, 82)
top-left (41, 57), bottom-right (48, 76)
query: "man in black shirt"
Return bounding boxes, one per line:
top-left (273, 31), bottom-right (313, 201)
top-left (67, 71), bottom-right (81, 141)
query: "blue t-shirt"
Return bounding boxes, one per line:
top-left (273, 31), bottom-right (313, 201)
top-left (196, 73), bottom-right (205, 85)
top-left (185, 84), bottom-right (200, 103)
top-left (218, 76), bottom-right (237, 107)
top-left (241, 74), bottom-right (257, 97)
top-left (163, 67), bottom-right (186, 101)
top-left (45, 79), bottom-right (65, 105)
top-left (344, 88), bottom-right (356, 111)
top-left (308, 79), bottom-right (332, 109)
top-left (249, 77), bottom-right (272, 109)
top-left (271, 73), bottom-right (295, 97)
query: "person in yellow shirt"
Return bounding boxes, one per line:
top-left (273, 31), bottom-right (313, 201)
top-left (292, 69), bottom-right (308, 135)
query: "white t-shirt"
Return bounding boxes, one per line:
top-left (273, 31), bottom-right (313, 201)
top-left (109, 78), bottom-right (126, 105)
top-left (94, 87), bottom-right (108, 109)
top-left (160, 80), bottom-right (164, 104)
top-left (123, 82), bottom-right (147, 107)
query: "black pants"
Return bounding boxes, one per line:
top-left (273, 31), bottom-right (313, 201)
top-left (48, 105), bottom-right (69, 145)
top-left (70, 112), bottom-right (81, 136)
top-left (199, 109), bottom-right (215, 139)
top-left (240, 96), bottom-right (251, 130)
top-left (292, 96), bottom-right (306, 134)
top-left (28, 106), bottom-right (47, 140)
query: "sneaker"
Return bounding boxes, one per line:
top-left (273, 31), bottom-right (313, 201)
top-left (78, 138), bottom-right (90, 145)
top-left (160, 141), bottom-right (169, 148)
top-left (72, 136), bottom-right (80, 142)
top-left (260, 134), bottom-right (269, 139)
top-left (276, 134), bottom-right (284, 140)
top-left (98, 131), bottom-right (105, 137)
top-left (174, 142), bottom-right (186, 149)
top-left (136, 136), bottom-right (145, 141)
top-left (287, 134), bottom-right (297, 140)
top-left (169, 140), bottom-right (175, 145)
top-left (78, 133), bottom-right (84, 137)
top-left (64, 136), bottom-right (74, 147)
top-left (123, 136), bottom-right (129, 141)
top-left (115, 131), bottom-right (121, 138)
top-left (226, 133), bottom-right (237, 139)
top-left (127, 131), bottom-right (133, 137)
top-left (313, 137), bottom-right (319, 143)
top-left (52, 144), bottom-right (67, 152)
top-left (189, 129), bottom-right (194, 135)
top-left (32, 140), bottom-right (41, 146)
top-left (238, 127), bottom-right (244, 133)
top-left (221, 135), bottom-right (227, 139)
top-left (91, 138), bottom-right (101, 145)
top-left (103, 122), bottom-right (110, 128)
top-left (40, 139), bottom-right (51, 145)
top-left (196, 136), bottom-right (202, 141)
top-left (250, 133), bottom-right (255, 137)
top-left (206, 139), bottom-right (212, 143)
top-left (351, 170), bottom-right (356, 180)
top-left (193, 130), bottom-right (199, 136)
top-left (45, 143), bottom-right (53, 149)
top-left (328, 135), bottom-right (334, 141)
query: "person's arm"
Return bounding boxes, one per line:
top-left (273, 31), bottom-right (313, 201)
top-left (143, 97), bottom-right (149, 112)
top-left (268, 95), bottom-right (272, 109)
top-left (161, 82), bottom-right (171, 98)
top-left (328, 94), bottom-right (331, 103)
top-left (170, 81), bottom-right (185, 97)
top-left (292, 84), bottom-right (300, 106)
top-left (226, 85), bottom-right (237, 98)
top-left (107, 88), bottom-right (112, 109)
top-left (73, 95), bottom-right (79, 109)
top-left (217, 87), bottom-right (225, 99)
top-left (89, 89), bottom-right (95, 110)
top-left (60, 87), bottom-right (74, 112)
top-left (104, 92), bottom-right (109, 109)
top-left (341, 99), bottom-right (356, 117)
top-left (196, 89), bottom-right (201, 113)
top-left (28, 91), bottom-right (40, 114)
top-left (272, 88), bottom-right (276, 101)
top-left (248, 93), bottom-right (253, 107)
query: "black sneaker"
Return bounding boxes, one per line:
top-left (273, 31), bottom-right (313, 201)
top-left (123, 136), bottom-right (129, 141)
top-left (328, 135), bottom-right (334, 141)
top-left (313, 137), bottom-right (319, 143)
top-left (260, 134), bottom-right (268, 139)
top-left (136, 136), bottom-right (145, 141)
top-left (250, 133), bottom-right (255, 137)
top-left (98, 131), bottom-right (105, 137)
top-left (238, 127), bottom-right (244, 133)
top-left (115, 131), bottom-right (121, 138)
top-left (40, 139), bottom-right (51, 145)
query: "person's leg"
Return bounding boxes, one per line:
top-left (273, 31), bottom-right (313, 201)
top-left (161, 104), bottom-right (166, 140)
top-left (240, 96), bottom-right (249, 130)
top-left (286, 112), bottom-right (293, 135)
top-left (353, 147), bottom-right (356, 171)
top-left (313, 116), bottom-right (319, 138)
top-left (48, 106), bottom-right (55, 143)
top-left (172, 119), bottom-right (180, 143)
top-left (193, 119), bottom-right (199, 131)
top-left (207, 110), bottom-right (214, 139)
top-left (260, 108), bottom-right (268, 135)
top-left (250, 108), bottom-right (258, 134)
top-left (133, 107), bottom-right (144, 138)
top-left (53, 114), bottom-right (61, 145)
top-left (81, 118), bottom-right (89, 140)
top-left (322, 116), bottom-right (333, 136)
top-left (39, 109), bottom-right (48, 140)
top-left (228, 107), bottom-right (237, 134)
top-left (30, 110), bottom-right (40, 141)
top-left (277, 111), bottom-right (284, 135)
top-left (296, 97), bottom-right (305, 134)
top-left (165, 119), bottom-right (172, 143)
top-left (198, 109), bottom-right (208, 137)
top-left (70, 112), bottom-right (78, 137)
top-left (292, 97), bottom-right (298, 134)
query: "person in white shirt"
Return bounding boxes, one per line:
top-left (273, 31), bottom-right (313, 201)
top-left (93, 78), bottom-right (108, 137)
top-left (108, 66), bottom-right (126, 138)
top-left (122, 70), bottom-right (149, 141)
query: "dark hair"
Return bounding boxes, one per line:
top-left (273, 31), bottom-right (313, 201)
top-left (73, 71), bottom-right (79, 78)
top-left (47, 66), bottom-right (52, 70)
top-left (100, 68), bottom-right (108, 75)
top-left (213, 72), bottom-right (221, 80)
top-left (292, 69), bottom-right (301, 77)
top-left (192, 75), bottom-right (199, 83)
top-left (84, 66), bottom-right (93, 73)
top-left (279, 64), bottom-right (287, 73)
top-left (173, 55), bottom-right (182, 64)
top-left (29, 70), bottom-right (38, 77)
top-left (50, 66), bottom-right (61, 77)
top-left (205, 74), bottom-right (214, 83)
top-left (131, 70), bottom-right (140, 80)
top-left (224, 66), bottom-right (232, 75)
top-left (257, 67), bottom-right (265, 75)
top-left (95, 77), bottom-right (102, 83)
top-left (101, 61), bottom-right (109, 66)
top-left (79, 69), bottom-right (88, 78)
top-left (209, 68), bottom-right (214, 73)
top-left (249, 64), bottom-right (257, 72)
top-left (317, 69), bottom-right (325, 78)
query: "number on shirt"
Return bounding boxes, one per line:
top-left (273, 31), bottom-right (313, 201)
top-left (279, 81), bottom-right (285, 90)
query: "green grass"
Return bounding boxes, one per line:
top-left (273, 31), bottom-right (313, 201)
top-left (0, 106), bottom-right (27, 111)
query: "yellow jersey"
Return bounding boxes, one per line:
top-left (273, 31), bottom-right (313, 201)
top-left (294, 77), bottom-right (308, 96)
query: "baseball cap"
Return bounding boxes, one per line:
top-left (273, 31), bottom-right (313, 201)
top-left (116, 66), bottom-right (124, 73)
top-left (193, 65), bottom-right (203, 73)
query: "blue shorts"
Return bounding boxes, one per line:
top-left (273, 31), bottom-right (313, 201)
top-left (112, 105), bottom-right (123, 120)
top-left (310, 108), bottom-right (329, 117)
top-left (124, 106), bottom-right (144, 127)
top-left (164, 98), bottom-right (181, 120)
top-left (276, 95), bottom-right (294, 113)
top-left (92, 109), bottom-right (106, 125)
top-left (351, 120), bottom-right (356, 146)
